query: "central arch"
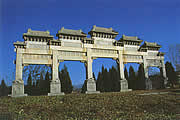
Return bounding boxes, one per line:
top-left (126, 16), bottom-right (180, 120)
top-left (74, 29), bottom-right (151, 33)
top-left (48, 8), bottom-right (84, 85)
top-left (59, 61), bottom-right (86, 93)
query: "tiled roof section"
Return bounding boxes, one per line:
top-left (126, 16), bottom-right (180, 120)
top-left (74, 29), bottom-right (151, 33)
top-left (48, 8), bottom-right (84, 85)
top-left (144, 41), bottom-right (161, 47)
top-left (13, 41), bottom-right (26, 46)
top-left (50, 39), bottom-right (61, 43)
top-left (57, 27), bottom-right (87, 36)
top-left (89, 25), bottom-right (118, 35)
top-left (23, 29), bottom-right (54, 37)
top-left (121, 35), bottom-right (142, 42)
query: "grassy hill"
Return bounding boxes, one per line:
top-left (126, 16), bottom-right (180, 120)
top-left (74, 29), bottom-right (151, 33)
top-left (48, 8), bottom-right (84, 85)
top-left (0, 89), bottom-right (180, 120)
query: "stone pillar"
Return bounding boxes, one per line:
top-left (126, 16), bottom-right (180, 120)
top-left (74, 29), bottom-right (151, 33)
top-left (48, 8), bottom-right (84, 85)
top-left (118, 51), bottom-right (131, 92)
top-left (48, 50), bottom-right (64, 96)
top-left (85, 48), bottom-right (100, 94)
top-left (160, 59), bottom-right (168, 88)
top-left (11, 48), bottom-right (27, 97)
top-left (143, 56), bottom-right (152, 90)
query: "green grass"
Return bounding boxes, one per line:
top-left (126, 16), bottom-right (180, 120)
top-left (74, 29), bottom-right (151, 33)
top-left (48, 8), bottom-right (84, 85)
top-left (0, 89), bottom-right (180, 120)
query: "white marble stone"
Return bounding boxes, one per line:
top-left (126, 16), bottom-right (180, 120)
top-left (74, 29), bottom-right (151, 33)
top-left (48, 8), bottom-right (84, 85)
top-left (86, 78), bottom-right (100, 94)
top-left (48, 80), bottom-right (64, 96)
top-left (11, 81), bottom-right (28, 97)
top-left (12, 27), bottom-right (168, 97)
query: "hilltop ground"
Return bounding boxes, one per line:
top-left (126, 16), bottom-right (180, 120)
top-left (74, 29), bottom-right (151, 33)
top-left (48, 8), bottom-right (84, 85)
top-left (0, 89), bottom-right (180, 120)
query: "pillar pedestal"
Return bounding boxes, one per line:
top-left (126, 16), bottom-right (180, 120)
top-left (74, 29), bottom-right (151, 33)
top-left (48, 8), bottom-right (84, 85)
top-left (120, 79), bottom-right (132, 92)
top-left (10, 80), bottom-right (27, 97)
top-left (163, 77), bottom-right (168, 88)
top-left (145, 78), bottom-right (152, 90)
top-left (86, 78), bottom-right (100, 94)
top-left (48, 80), bottom-right (64, 96)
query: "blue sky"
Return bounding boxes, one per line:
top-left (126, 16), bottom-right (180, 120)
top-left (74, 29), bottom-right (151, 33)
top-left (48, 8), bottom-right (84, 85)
top-left (0, 0), bottom-right (180, 86)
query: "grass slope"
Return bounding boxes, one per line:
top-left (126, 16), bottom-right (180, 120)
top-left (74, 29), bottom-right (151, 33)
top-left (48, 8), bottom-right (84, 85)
top-left (0, 89), bottom-right (180, 120)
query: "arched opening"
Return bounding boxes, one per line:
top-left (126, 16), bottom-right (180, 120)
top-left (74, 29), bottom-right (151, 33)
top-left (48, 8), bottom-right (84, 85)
top-left (124, 63), bottom-right (140, 90)
top-left (59, 61), bottom-right (86, 93)
top-left (92, 58), bottom-right (119, 92)
top-left (148, 67), bottom-right (163, 89)
top-left (23, 64), bottom-right (51, 96)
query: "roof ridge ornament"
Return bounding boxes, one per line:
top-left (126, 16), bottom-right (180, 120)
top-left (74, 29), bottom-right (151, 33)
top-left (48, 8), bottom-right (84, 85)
top-left (28, 28), bottom-right (31, 32)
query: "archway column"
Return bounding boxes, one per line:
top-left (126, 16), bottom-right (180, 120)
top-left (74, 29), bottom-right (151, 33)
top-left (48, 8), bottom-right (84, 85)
top-left (48, 50), bottom-right (64, 96)
top-left (143, 56), bottom-right (152, 90)
top-left (118, 51), bottom-right (131, 92)
top-left (11, 48), bottom-right (27, 97)
top-left (85, 48), bottom-right (100, 94)
top-left (160, 59), bottom-right (168, 88)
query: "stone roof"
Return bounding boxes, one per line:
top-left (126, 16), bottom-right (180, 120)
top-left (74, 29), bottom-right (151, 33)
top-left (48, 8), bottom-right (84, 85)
top-left (143, 41), bottom-right (161, 47)
top-left (13, 41), bottom-right (26, 46)
top-left (120, 35), bottom-right (142, 42)
top-left (50, 39), bottom-right (61, 43)
top-left (89, 25), bottom-right (118, 35)
top-left (57, 27), bottom-right (87, 36)
top-left (23, 29), bottom-right (54, 37)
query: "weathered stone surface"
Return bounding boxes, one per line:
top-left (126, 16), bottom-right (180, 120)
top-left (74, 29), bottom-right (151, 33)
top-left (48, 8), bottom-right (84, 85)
top-left (11, 81), bottom-right (27, 97)
top-left (48, 80), bottom-right (64, 96)
top-left (12, 26), bottom-right (168, 97)
top-left (86, 78), bottom-right (100, 94)
top-left (145, 78), bottom-right (152, 90)
top-left (120, 79), bottom-right (132, 92)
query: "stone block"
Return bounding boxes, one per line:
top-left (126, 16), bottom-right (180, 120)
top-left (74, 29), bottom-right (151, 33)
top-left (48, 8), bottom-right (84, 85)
top-left (145, 78), bottom-right (152, 90)
top-left (120, 79), bottom-right (132, 92)
top-left (11, 81), bottom-right (27, 97)
top-left (48, 80), bottom-right (64, 96)
top-left (86, 78), bottom-right (100, 94)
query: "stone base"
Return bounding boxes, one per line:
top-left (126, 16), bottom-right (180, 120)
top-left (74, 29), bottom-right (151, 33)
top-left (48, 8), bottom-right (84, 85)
top-left (48, 80), bottom-right (64, 96)
top-left (163, 77), bottom-right (168, 88)
top-left (145, 78), bottom-right (152, 90)
top-left (120, 89), bottom-right (132, 92)
top-left (48, 93), bottom-right (64, 96)
top-left (86, 78), bottom-right (100, 94)
top-left (86, 91), bottom-right (100, 94)
top-left (9, 94), bottom-right (28, 97)
top-left (120, 79), bottom-right (132, 92)
top-left (11, 81), bottom-right (28, 97)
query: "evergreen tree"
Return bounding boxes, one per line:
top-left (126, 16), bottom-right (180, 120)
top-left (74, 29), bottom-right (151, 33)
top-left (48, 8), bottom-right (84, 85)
top-left (0, 79), bottom-right (8, 96)
top-left (60, 65), bottom-right (73, 94)
top-left (81, 79), bottom-right (87, 93)
top-left (27, 73), bottom-right (32, 87)
top-left (32, 80), bottom-right (36, 95)
top-left (111, 66), bottom-right (120, 92)
top-left (165, 62), bottom-right (177, 87)
top-left (97, 65), bottom-right (105, 92)
top-left (104, 68), bottom-right (110, 92)
top-left (128, 66), bottom-right (136, 90)
top-left (26, 73), bottom-right (32, 95)
top-left (124, 67), bottom-right (128, 80)
top-left (96, 71), bottom-right (102, 91)
top-left (39, 72), bottom-right (45, 95)
top-left (44, 71), bottom-right (50, 93)
top-left (93, 72), bottom-right (96, 81)
top-left (137, 64), bottom-right (146, 90)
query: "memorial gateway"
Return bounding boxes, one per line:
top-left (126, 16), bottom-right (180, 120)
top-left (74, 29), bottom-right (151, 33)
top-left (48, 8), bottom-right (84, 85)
top-left (11, 25), bottom-right (168, 97)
